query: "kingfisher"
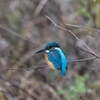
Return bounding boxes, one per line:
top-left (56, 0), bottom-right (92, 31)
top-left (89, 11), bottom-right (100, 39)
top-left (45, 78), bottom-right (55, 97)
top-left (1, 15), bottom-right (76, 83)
top-left (35, 41), bottom-right (68, 76)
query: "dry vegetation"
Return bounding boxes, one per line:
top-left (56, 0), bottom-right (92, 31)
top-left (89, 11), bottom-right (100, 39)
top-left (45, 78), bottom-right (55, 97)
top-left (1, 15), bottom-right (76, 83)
top-left (0, 0), bottom-right (100, 100)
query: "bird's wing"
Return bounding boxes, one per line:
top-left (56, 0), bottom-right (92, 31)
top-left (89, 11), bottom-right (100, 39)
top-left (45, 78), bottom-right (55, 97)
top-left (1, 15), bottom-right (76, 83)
top-left (48, 50), bottom-right (61, 69)
top-left (48, 48), bottom-right (68, 76)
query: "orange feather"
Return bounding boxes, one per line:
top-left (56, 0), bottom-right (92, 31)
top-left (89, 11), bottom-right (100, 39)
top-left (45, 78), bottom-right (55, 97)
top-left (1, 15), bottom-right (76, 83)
top-left (45, 54), bottom-right (56, 70)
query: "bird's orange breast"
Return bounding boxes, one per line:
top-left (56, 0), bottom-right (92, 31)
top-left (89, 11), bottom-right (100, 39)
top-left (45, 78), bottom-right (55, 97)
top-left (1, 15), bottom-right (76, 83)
top-left (45, 54), bottom-right (56, 70)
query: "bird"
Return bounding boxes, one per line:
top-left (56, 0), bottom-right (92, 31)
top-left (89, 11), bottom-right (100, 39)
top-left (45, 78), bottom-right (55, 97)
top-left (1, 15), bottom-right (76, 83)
top-left (35, 41), bottom-right (68, 76)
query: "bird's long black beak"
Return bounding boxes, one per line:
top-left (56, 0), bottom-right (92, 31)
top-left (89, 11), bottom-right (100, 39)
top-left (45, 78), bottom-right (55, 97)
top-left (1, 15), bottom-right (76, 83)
top-left (35, 48), bottom-right (45, 54)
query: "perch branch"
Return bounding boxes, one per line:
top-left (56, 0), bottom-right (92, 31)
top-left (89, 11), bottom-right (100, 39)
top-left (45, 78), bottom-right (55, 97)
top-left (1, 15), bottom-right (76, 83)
top-left (5, 65), bottom-right (47, 71)
top-left (68, 56), bottom-right (97, 63)
top-left (1, 16), bottom-right (100, 71)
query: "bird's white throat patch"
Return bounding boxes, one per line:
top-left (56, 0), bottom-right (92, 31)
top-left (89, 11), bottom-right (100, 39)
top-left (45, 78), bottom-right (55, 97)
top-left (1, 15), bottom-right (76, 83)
top-left (45, 50), bottom-right (49, 53)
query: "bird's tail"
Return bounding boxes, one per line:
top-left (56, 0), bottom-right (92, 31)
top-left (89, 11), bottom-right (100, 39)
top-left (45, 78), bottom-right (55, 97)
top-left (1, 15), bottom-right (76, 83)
top-left (61, 67), bottom-right (66, 76)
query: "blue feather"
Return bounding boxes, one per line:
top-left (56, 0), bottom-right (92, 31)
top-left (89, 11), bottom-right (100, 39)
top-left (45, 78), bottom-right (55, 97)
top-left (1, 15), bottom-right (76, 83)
top-left (47, 48), bottom-right (68, 76)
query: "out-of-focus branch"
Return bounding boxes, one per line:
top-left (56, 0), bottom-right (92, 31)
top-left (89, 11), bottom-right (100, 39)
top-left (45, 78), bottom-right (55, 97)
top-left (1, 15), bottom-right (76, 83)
top-left (12, 45), bottom-right (45, 68)
top-left (34, 0), bottom-right (48, 17)
top-left (0, 24), bottom-right (33, 44)
top-left (5, 65), bottom-right (47, 71)
top-left (85, 32), bottom-right (100, 40)
top-left (10, 81), bottom-right (39, 100)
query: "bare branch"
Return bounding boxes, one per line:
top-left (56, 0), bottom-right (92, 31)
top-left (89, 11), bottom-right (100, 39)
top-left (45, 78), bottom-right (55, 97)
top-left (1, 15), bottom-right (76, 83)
top-left (9, 81), bottom-right (39, 100)
top-left (85, 33), bottom-right (100, 40)
top-left (64, 23), bottom-right (100, 33)
top-left (5, 65), bottom-right (48, 71)
top-left (34, 0), bottom-right (48, 17)
top-left (76, 46), bottom-right (96, 56)
top-left (27, 65), bottom-right (48, 70)
top-left (46, 16), bottom-right (100, 58)
top-left (92, 67), bottom-right (100, 70)
top-left (65, 23), bottom-right (100, 40)
top-left (68, 56), bottom-right (97, 63)
top-left (11, 45), bottom-right (44, 68)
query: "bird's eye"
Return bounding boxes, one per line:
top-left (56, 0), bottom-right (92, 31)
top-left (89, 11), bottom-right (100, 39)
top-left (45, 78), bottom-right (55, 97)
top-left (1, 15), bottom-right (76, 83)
top-left (46, 46), bottom-right (52, 50)
top-left (47, 47), bottom-right (50, 50)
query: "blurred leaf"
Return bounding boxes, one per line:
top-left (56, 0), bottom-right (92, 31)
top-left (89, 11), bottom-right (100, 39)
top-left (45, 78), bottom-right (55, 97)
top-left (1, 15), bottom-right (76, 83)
top-left (66, 74), bottom-right (89, 100)
top-left (48, 71), bottom-right (59, 82)
top-left (77, 7), bottom-right (92, 20)
top-left (92, 81), bottom-right (100, 90)
top-left (0, 91), bottom-right (6, 100)
top-left (57, 89), bottom-right (65, 96)
top-left (95, 4), bottom-right (100, 27)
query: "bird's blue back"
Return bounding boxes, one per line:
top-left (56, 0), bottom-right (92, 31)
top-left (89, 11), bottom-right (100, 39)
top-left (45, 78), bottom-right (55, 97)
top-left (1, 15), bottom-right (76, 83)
top-left (47, 47), bottom-right (68, 76)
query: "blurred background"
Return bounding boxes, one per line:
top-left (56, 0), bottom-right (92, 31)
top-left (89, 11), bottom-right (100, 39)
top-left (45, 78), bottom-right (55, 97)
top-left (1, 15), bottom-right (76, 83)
top-left (0, 0), bottom-right (100, 100)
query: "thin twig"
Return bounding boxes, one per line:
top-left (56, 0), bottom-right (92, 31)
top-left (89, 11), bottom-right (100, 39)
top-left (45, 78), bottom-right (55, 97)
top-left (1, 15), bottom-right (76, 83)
top-left (27, 65), bottom-right (48, 70)
top-left (92, 67), bottom-right (100, 70)
top-left (77, 46), bottom-right (95, 56)
top-left (11, 45), bottom-right (44, 68)
top-left (65, 23), bottom-right (100, 40)
top-left (5, 65), bottom-right (48, 71)
top-left (68, 45), bottom-right (98, 63)
top-left (65, 23), bottom-right (100, 33)
top-left (46, 16), bottom-right (100, 58)
top-left (68, 56), bottom-right (97, 63)
top-left (4, 55), bottom-right (98, 71)
top-left (10, 81), bottom-right (38, 100)
top-left (5, 68), bottom-right (28, 71)
top-left (34, 0), bottom-right (48, 17)
top-left (85, 33), bottom-right (100, 40)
